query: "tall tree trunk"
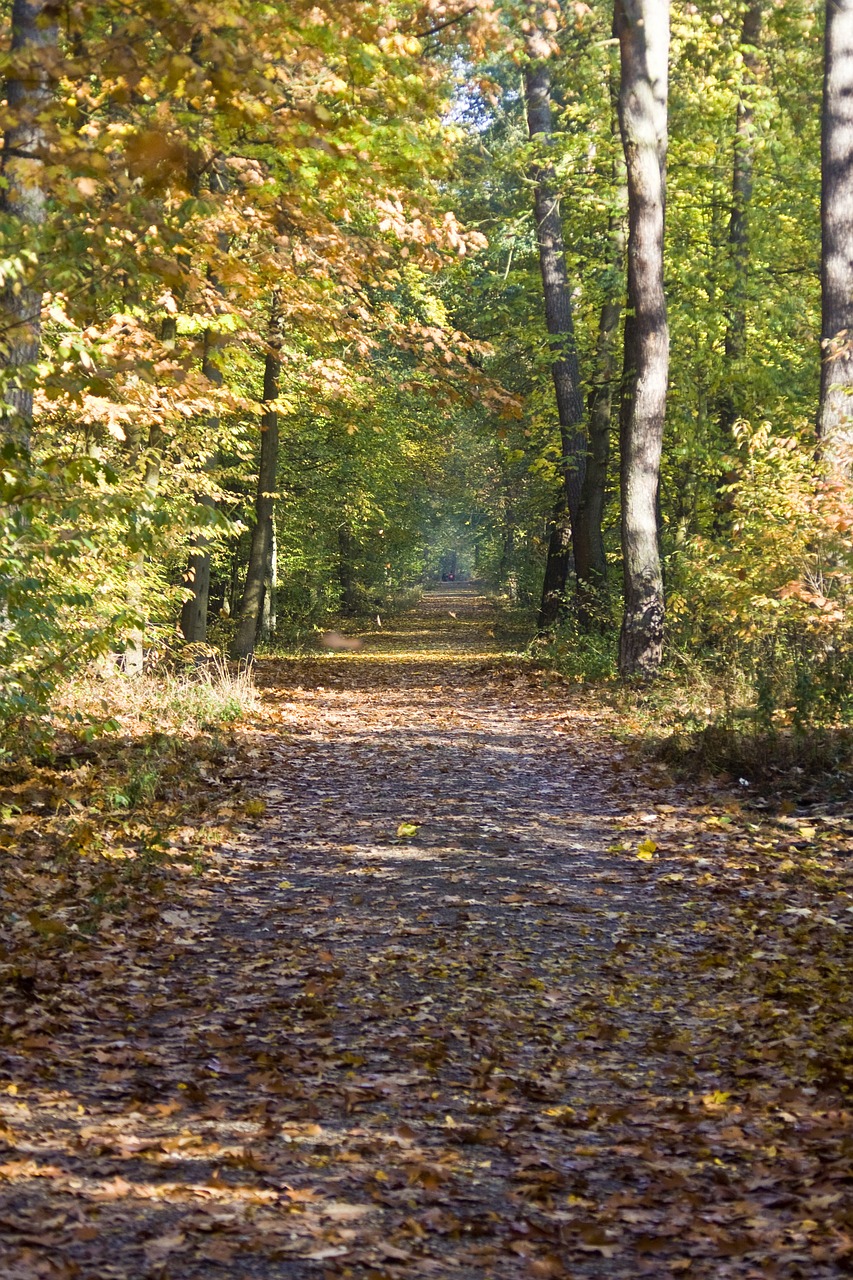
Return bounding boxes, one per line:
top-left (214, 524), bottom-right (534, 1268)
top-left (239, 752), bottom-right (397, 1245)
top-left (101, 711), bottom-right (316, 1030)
top-left (0, 0), bottom-right (59, 448)
top-left (615, 0), bottom-right (670, 678)
top-left (577, 53), bottom-right (627, 631)
top-left (818, 0), bottom-right (853, 467)
top-left (721, 0), bottom-right (763, 432)
top-left (230, 312), bottom-right (281, 660)
top-left (524, 63), bottom-right (586, 631)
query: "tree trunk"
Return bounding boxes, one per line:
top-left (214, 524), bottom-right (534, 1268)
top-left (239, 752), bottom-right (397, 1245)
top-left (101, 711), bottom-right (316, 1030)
top-left (537, 495), bottom-right (572, 630)
top-left (230, 315), bottom-right (281, 660)
top-left (524, 63), bottom-right (586, 631)
top-left (577, 54), bottom-right (627, 632)
top-left (260, 521), bottom-right (277, 641)
top-left (615, 0), bottom-right (670, 678)
top-left (0, 0), bottom-right (59, 448)
top-left (818, 0), bottom-right (853, 467)
top-left (180, 536), bottom-right (212, 644)
top-left (721, 0), bottom-right (763, 432)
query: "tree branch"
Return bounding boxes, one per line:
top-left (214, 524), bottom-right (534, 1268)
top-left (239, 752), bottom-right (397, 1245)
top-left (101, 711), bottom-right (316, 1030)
top-left (412, 5), bottom-right (477, 38)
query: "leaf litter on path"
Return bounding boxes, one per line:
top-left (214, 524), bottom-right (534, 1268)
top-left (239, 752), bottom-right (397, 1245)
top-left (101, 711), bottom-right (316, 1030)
top-left (1, 586), bottom-right (852, 1278)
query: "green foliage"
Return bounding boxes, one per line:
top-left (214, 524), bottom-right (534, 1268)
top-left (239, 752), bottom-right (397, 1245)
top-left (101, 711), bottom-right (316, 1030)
top-left (667, 422), bottom-right (853, 733)
top-left (531, 614), bottom-right (619, 684)
top-left (0, 446), bottom-right (135, 735)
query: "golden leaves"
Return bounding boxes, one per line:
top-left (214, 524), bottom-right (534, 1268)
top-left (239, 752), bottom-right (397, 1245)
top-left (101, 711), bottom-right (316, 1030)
top-left (125, 130), bottom-right (190, 194)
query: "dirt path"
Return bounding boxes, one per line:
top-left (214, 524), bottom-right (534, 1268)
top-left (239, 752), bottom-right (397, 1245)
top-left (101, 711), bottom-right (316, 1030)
top-left (1, 589), bottom-right (852, 1278)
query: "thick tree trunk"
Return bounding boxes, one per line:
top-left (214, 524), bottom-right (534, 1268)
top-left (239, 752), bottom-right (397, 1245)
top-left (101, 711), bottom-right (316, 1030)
top-left (818, 0), bottom-right (853, 468)
top-left (615, 0), bottom-right (670, 678)
top-left (230, 321), bottom-right (281, 660)
top-left (721, 0), bottom-right (763, 432)
top-left (180, 537), bottom-right (212, 643)
top-left (524, 63), bottom-right (586, 631)
top-left (577, 57), bottom-right (627, 631)
top-left (0, 0), bottom-right (59, 448)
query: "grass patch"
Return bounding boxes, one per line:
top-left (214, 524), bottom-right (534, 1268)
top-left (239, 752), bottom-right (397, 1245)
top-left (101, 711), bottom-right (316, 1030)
top-left (58, 654), bottom-right (259, 738)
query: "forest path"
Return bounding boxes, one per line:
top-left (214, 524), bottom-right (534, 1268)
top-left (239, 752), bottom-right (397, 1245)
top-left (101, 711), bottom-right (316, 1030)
top-left (2, 589), bottom-right (851, 1279)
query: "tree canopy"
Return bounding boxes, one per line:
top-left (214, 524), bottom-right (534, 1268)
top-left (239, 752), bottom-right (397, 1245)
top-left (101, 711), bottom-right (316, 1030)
top-left (0, 0), bottom-right (851, 734)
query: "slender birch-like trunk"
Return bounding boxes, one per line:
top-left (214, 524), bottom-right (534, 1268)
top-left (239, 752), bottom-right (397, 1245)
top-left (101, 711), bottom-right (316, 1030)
top-left (721, 0), bottom-right (763, 433)
top-left (818, 0), bottom-right (853, 468)
top-left (0, 0), bottom-right (59, 448)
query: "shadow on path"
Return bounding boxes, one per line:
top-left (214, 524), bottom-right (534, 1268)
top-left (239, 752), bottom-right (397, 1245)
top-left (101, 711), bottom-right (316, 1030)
top-left (0, 591), bottom-right (850, 1278)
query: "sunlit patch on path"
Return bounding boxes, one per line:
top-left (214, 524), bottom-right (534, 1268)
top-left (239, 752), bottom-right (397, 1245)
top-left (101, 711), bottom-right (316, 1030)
top-left (1, 589), bottom-right (851, 1278)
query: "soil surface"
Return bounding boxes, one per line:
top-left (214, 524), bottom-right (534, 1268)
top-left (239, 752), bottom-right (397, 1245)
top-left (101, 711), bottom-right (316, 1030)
top-left (1, 588), bottom-right (852, 1279)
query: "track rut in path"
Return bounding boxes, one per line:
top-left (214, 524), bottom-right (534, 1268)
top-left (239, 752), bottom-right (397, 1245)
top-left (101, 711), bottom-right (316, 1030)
top-left (1, 588), bottom-right (852, 1280)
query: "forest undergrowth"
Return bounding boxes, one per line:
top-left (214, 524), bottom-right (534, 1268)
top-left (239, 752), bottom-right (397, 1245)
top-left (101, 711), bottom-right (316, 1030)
top-left (0, 589), bottom-right (852, 1279)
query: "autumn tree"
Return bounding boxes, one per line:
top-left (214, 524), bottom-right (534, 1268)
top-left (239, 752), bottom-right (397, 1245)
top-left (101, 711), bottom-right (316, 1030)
top-left (615, 0), bottom-right (670, 678)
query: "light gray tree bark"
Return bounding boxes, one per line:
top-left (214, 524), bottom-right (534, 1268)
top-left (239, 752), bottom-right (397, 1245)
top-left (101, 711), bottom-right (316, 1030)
top-left (0, 0), bottom-right (59, 448)
top-left (615, 0), bottom-right (670, 678)
top-left (818, 0), bottom-right (853, 467)
top-left (721, 0), bottom-right (763, 433)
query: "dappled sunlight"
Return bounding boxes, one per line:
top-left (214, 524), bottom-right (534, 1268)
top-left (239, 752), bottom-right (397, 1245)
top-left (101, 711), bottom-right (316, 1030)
top-left (3, 591), bottom-right (853, 1279)
top-left (330, 647), bottom-right (503, 664)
